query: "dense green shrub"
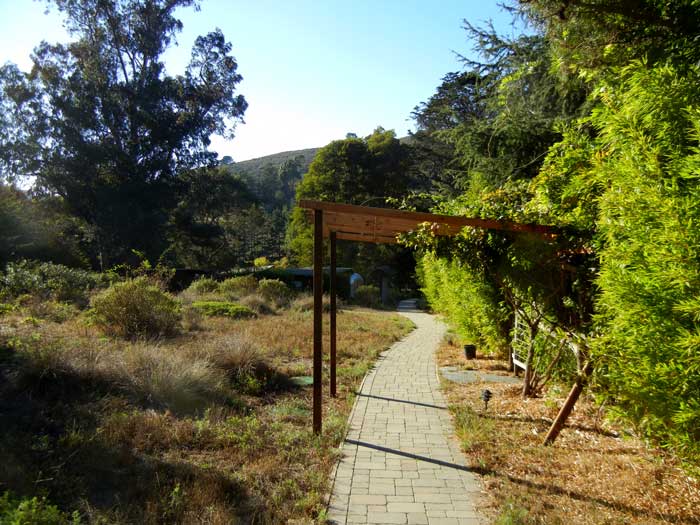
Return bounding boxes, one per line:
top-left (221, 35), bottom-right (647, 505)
top-left (0, 260), bottom-right (103, 306)
top-left (587, 63), bottom-right (700, 457)
top-left (417, 253), bottom-right (509, 355)
top-left (257, 278), bottom-right (292, 307)
top-left (0, 491), bottom-right (80, 524)
top-left (192, 301), bottom-right (256, 319)
top-left (187, 276), bottom-right (219, 294)
top-left (90, 278), bottom-right (182, 339)
top-left (353, 284), bottom-right (381, 308)
top-left (219, 275), bottom-right (257, 298)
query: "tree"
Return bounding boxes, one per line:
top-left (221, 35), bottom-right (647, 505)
top-left (287, 128), bottom-right (412, 266)
top-left (412, 24), bottom-right (589, 197)
top-left (167, 167), bottom-right (256, 268)
top-left (0, 0), bottom-right (247, 265)
top-left (0, 184), bottom-right (87, 267)
top-left (522, 0), bottom-right (700, 77)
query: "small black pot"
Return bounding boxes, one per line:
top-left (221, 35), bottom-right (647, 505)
top-left (464, 344), bottom-right (477, 359)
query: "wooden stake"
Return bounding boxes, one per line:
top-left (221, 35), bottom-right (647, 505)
top-left (543, 362), bottom-right (592, 445)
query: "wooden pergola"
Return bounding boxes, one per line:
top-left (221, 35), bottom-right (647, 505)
top-left (298, 199), bottom-right (557, 434)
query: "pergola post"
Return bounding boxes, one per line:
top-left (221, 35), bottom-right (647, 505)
top-left (330, 231), bottom-right (337, 398)
top-left (313, 209), bottom-right (323, 434)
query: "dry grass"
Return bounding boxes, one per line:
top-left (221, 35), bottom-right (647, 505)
top-left (0, 300), bottom-right (413, 524)
top-left (436, 338), bottom-right (700, 525)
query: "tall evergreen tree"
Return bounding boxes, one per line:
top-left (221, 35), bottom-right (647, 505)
top-left (0, 0), bottom-right (247, 264)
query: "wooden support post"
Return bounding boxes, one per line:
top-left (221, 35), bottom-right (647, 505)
top-left (330, 231), bottom-right (337, 398)
top-left (543, 362), bottom-right (592, 445)
top-left (313, 209), bottom-right (323, 434)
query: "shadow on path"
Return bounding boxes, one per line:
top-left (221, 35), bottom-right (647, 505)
top-left (345, 439), bottom-right (481, 473)
top-left (354, 392), bottom-right (447, 410)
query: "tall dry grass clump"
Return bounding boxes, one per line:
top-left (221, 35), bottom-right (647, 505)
top-left (290, 293), bottom-right (332, 313)
top-left (239, 294), bottom-right (276, 315)
top-left (120, 344), bottom-right (226, 414)
top-left (6, 330), bottom-right (228, 415)
top-left (202, 332), bottom-right (263, 379)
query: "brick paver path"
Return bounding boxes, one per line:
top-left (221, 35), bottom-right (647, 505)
top-left (327, 300), bottom-right (485, 525)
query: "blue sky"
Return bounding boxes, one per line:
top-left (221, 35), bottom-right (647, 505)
top-left (0, 0), bottom-right (525, 161)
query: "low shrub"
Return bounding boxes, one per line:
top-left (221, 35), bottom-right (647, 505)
top-left (239, 294), bottom-right (276, 315)
top-left (290, 294), bottom-right (333, 313)
top-left (353, 284), bottom-right (381, 308)
top-left (27, 300), bottom-right (78, 323)
top-left (192, 301), bottom-right (256, 319)
top-left (0, 260), bottom-right (103, 306)
top-left (188, 276), bottom-right (219, 294)
top-left (257, 278), bottom-right (293, 307)
top-left (0, 491), bottom-right (80, 524)
top-left (219, 275), bottom-right (257, 298)
top-left (0, 303), bottom-right (14, 316)
top-left (90, 278), bottom-right (182, 339)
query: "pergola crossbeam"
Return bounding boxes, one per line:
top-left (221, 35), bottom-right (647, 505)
top-left (299, 199), bottom-right (558, 434)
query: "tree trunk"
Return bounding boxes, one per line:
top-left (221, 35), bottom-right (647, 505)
top-left (521, 323), bottom-right (537, 398)
top-left (508, 348), bottom-right (514, 373)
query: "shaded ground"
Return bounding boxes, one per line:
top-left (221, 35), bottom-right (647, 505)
top-left (0, 304), bottom-right (413, 523)
top-left (440, 366), bottom-right (521, 385)
top-left (436, 338), bottom-right (700, 525)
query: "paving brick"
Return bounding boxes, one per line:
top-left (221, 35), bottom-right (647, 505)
top-left (413, 494), bottom-right (453, 504)
top-left (408, 513), bottom-right (429, 525)
top-left (427, 518), bottom-right (459, 525)
top-left (387, 502), bottom-right (426, 513)
top-left (367, 512), bottom-right (408, 524)
top-left (349, 495), bottom-right (386, 505)
top-left (445, 510), bottom-right (481, 519)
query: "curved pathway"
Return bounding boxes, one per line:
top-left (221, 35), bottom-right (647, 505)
top-left (327, 301), bottom-right (485, 525)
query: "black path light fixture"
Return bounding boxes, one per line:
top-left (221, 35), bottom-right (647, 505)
top-left (481, 389), bottom-right (493, 411)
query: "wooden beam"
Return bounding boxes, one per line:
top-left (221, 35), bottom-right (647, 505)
top-left (333, 231), bottom-right (399, 244)
top-left (313, 209), bottom-right (323, 434)
top-left (299, 199), bottom-right (557, 236)
top-left (330, 231), bottom-right (337, 398)
top-left (325, 213), bottom-right (464, 236)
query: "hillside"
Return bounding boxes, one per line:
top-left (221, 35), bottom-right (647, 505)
top-left (226, 146), bottom-right (320, 180)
